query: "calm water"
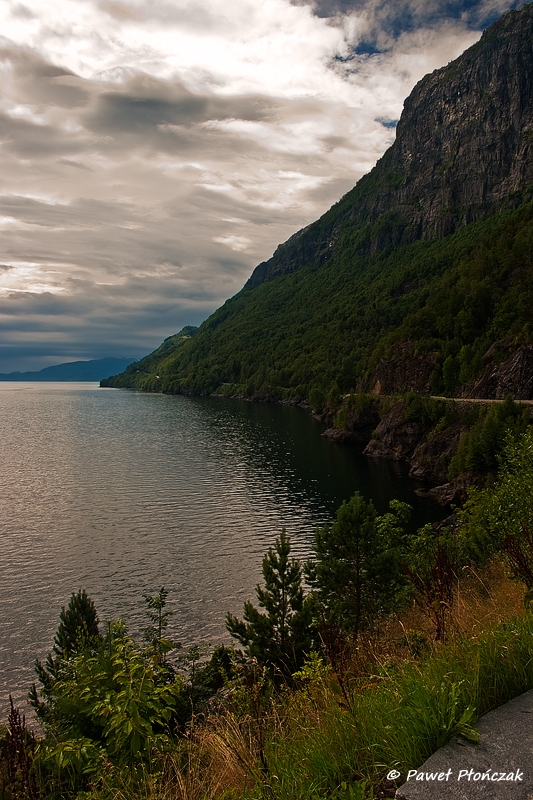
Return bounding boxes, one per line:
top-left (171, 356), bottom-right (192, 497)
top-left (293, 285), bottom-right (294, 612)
top-left (0, 383), bottom-right (442, 713)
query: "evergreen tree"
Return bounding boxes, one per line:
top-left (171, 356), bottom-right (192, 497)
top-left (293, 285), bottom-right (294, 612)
top-left (226, 530), bottom-right (314, 678)
top-left (306, 493), bottom-right (404, 639)
top-left (142, 587), bottom-right (174, 666)
top-left (29, 589), bottom-right (101, 721)
top-left (53, 589), bottom-right (101, 658)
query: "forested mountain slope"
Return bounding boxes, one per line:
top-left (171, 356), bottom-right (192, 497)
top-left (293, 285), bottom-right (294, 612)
top-left (103, 3), bottom-right (533, 401)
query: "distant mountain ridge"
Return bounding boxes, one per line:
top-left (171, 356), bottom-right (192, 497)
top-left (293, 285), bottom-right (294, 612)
top-left (1, 357), bottom-right (136, 382)
top-left (102, 3), bottom-right (533, 402)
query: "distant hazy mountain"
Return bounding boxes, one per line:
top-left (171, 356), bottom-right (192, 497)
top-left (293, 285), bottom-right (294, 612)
top-left (0, 357), bottom-right (136, 382)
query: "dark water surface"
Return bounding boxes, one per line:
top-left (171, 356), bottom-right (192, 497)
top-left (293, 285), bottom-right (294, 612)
top-left (0, 383), bottom-right (442, 712)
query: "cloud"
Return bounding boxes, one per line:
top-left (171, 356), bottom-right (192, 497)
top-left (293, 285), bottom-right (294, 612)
top-left (0, 0), bottom-right (524, 371)
top-left (99, 1), bottom-right (145, 21)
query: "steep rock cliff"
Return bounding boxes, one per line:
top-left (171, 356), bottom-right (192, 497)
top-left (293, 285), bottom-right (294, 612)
top-left (358, 343), bottom-right (438, 395)
top-left (246, 3), bottom-right (533, 288)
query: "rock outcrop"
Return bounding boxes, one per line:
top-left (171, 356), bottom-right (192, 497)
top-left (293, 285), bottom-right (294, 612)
top-left (362, 404), bottom-right (461, 489)
top-left (363, 403), bottom-right (424, 462)
top-left (322, 401), bottom-right (381, 444)
top-left (409, 425), bottom-right (463, 484)
top-left (462, 341), bottom-right (533, 400)
top-left (359, 344), bottom-right (438, 396)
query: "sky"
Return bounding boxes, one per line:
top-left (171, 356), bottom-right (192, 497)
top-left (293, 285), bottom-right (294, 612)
top-left (0, 0), bottom-right (527, 372)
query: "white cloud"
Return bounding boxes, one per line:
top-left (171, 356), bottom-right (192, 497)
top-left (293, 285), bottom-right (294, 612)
top-left (0, 262), bottom-right (67, 295)
top-left (213, 235), bottom-right (253, 252)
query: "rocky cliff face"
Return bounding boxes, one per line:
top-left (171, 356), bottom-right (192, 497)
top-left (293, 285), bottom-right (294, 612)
top-left (462, 339), bottom-right (533, 399)
top-left (106, 2), bottom-right (533, 416)
top-left (358, 343), bottom-right (438, 396)
top-left (246, 3), bottom-right (533, 288)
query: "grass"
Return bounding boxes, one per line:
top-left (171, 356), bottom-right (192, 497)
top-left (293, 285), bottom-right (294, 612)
top-left (257, 617), bottom-right (533, 799)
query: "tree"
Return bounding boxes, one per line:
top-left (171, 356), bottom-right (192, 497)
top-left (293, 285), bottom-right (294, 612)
top-left (403, 521), bottom-right (463, 642)
top-left (226, 530), bottom-right (314, 678)
top-left (35, 623), bottom-right (183, 791)
top-left (306, 493), bottom-right (390, 638)
top-left (28, 592), bottom-right (185, 793)
top-left (462, 427), bottom-right (533, 604)
top-left (52, 589), bottom-right (101, 659)
top-left (142, 587), bottom-right (174, 666)
top-left (309, 387), bottom-right (325, 414)
top-left (30, 589), bottom-right (102, 722)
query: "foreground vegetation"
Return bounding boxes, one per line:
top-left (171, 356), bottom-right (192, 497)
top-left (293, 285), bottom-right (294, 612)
top-left (3, 428), bottom-right (533, 800)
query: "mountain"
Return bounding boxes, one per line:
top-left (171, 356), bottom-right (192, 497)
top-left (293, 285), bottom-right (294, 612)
top-left (1, 357), bottom-right (136, 382)
top-left (102, 3), bottom-right (533, 402)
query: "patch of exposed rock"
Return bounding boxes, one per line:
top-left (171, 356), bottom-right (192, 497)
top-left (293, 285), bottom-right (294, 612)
top-left (462, 341), bottom-right (533, 400)
top-left (414, 480), bottom-right (468, 507)
top-left (246, 4), bottom-right (533, 289)
top-left (396, 689), bottom-right (533, 799)
top-left (409, 424), bottom-right (463, 483)
top-left (362, 404), bottom-right (463, 499)
top-left (363, 403), bottom-right (424, 462)
top-left (322, 402), bottom-right (380, 444)
top-left (360, 343), bottom-right (438, 396)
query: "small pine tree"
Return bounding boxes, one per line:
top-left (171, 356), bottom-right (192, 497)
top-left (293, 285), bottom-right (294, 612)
top-left (53, 589), bottom-right (101, 659)
top-left (29, 589), bottom-right (101, 721)
top-left (142, 587), bottom-right (174, 665)
top-left (306, 493), bottom-right (404, 640)
top-left (226, 530), bottom-right (314, 678)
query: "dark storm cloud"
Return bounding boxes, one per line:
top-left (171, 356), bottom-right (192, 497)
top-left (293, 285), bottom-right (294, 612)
top-left (87, 90), bottom-right (208, 134)
top-left (0, 195), bottom-right (141, 232)
top-left (84, 74), bottom-right (281, 140)
top-left (0, 112), bottom-right (87, 158)
top-left (0, 265), bottom-right (229, 372)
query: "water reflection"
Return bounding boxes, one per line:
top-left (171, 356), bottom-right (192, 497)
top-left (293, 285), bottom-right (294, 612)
top-left (0, 384), bottom-right (443, 710)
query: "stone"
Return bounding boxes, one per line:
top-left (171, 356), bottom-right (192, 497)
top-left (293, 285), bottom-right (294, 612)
top-left (395, 690), bottom-right (533, 799)
top-left (463, 344), bottom-right (533, 401)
